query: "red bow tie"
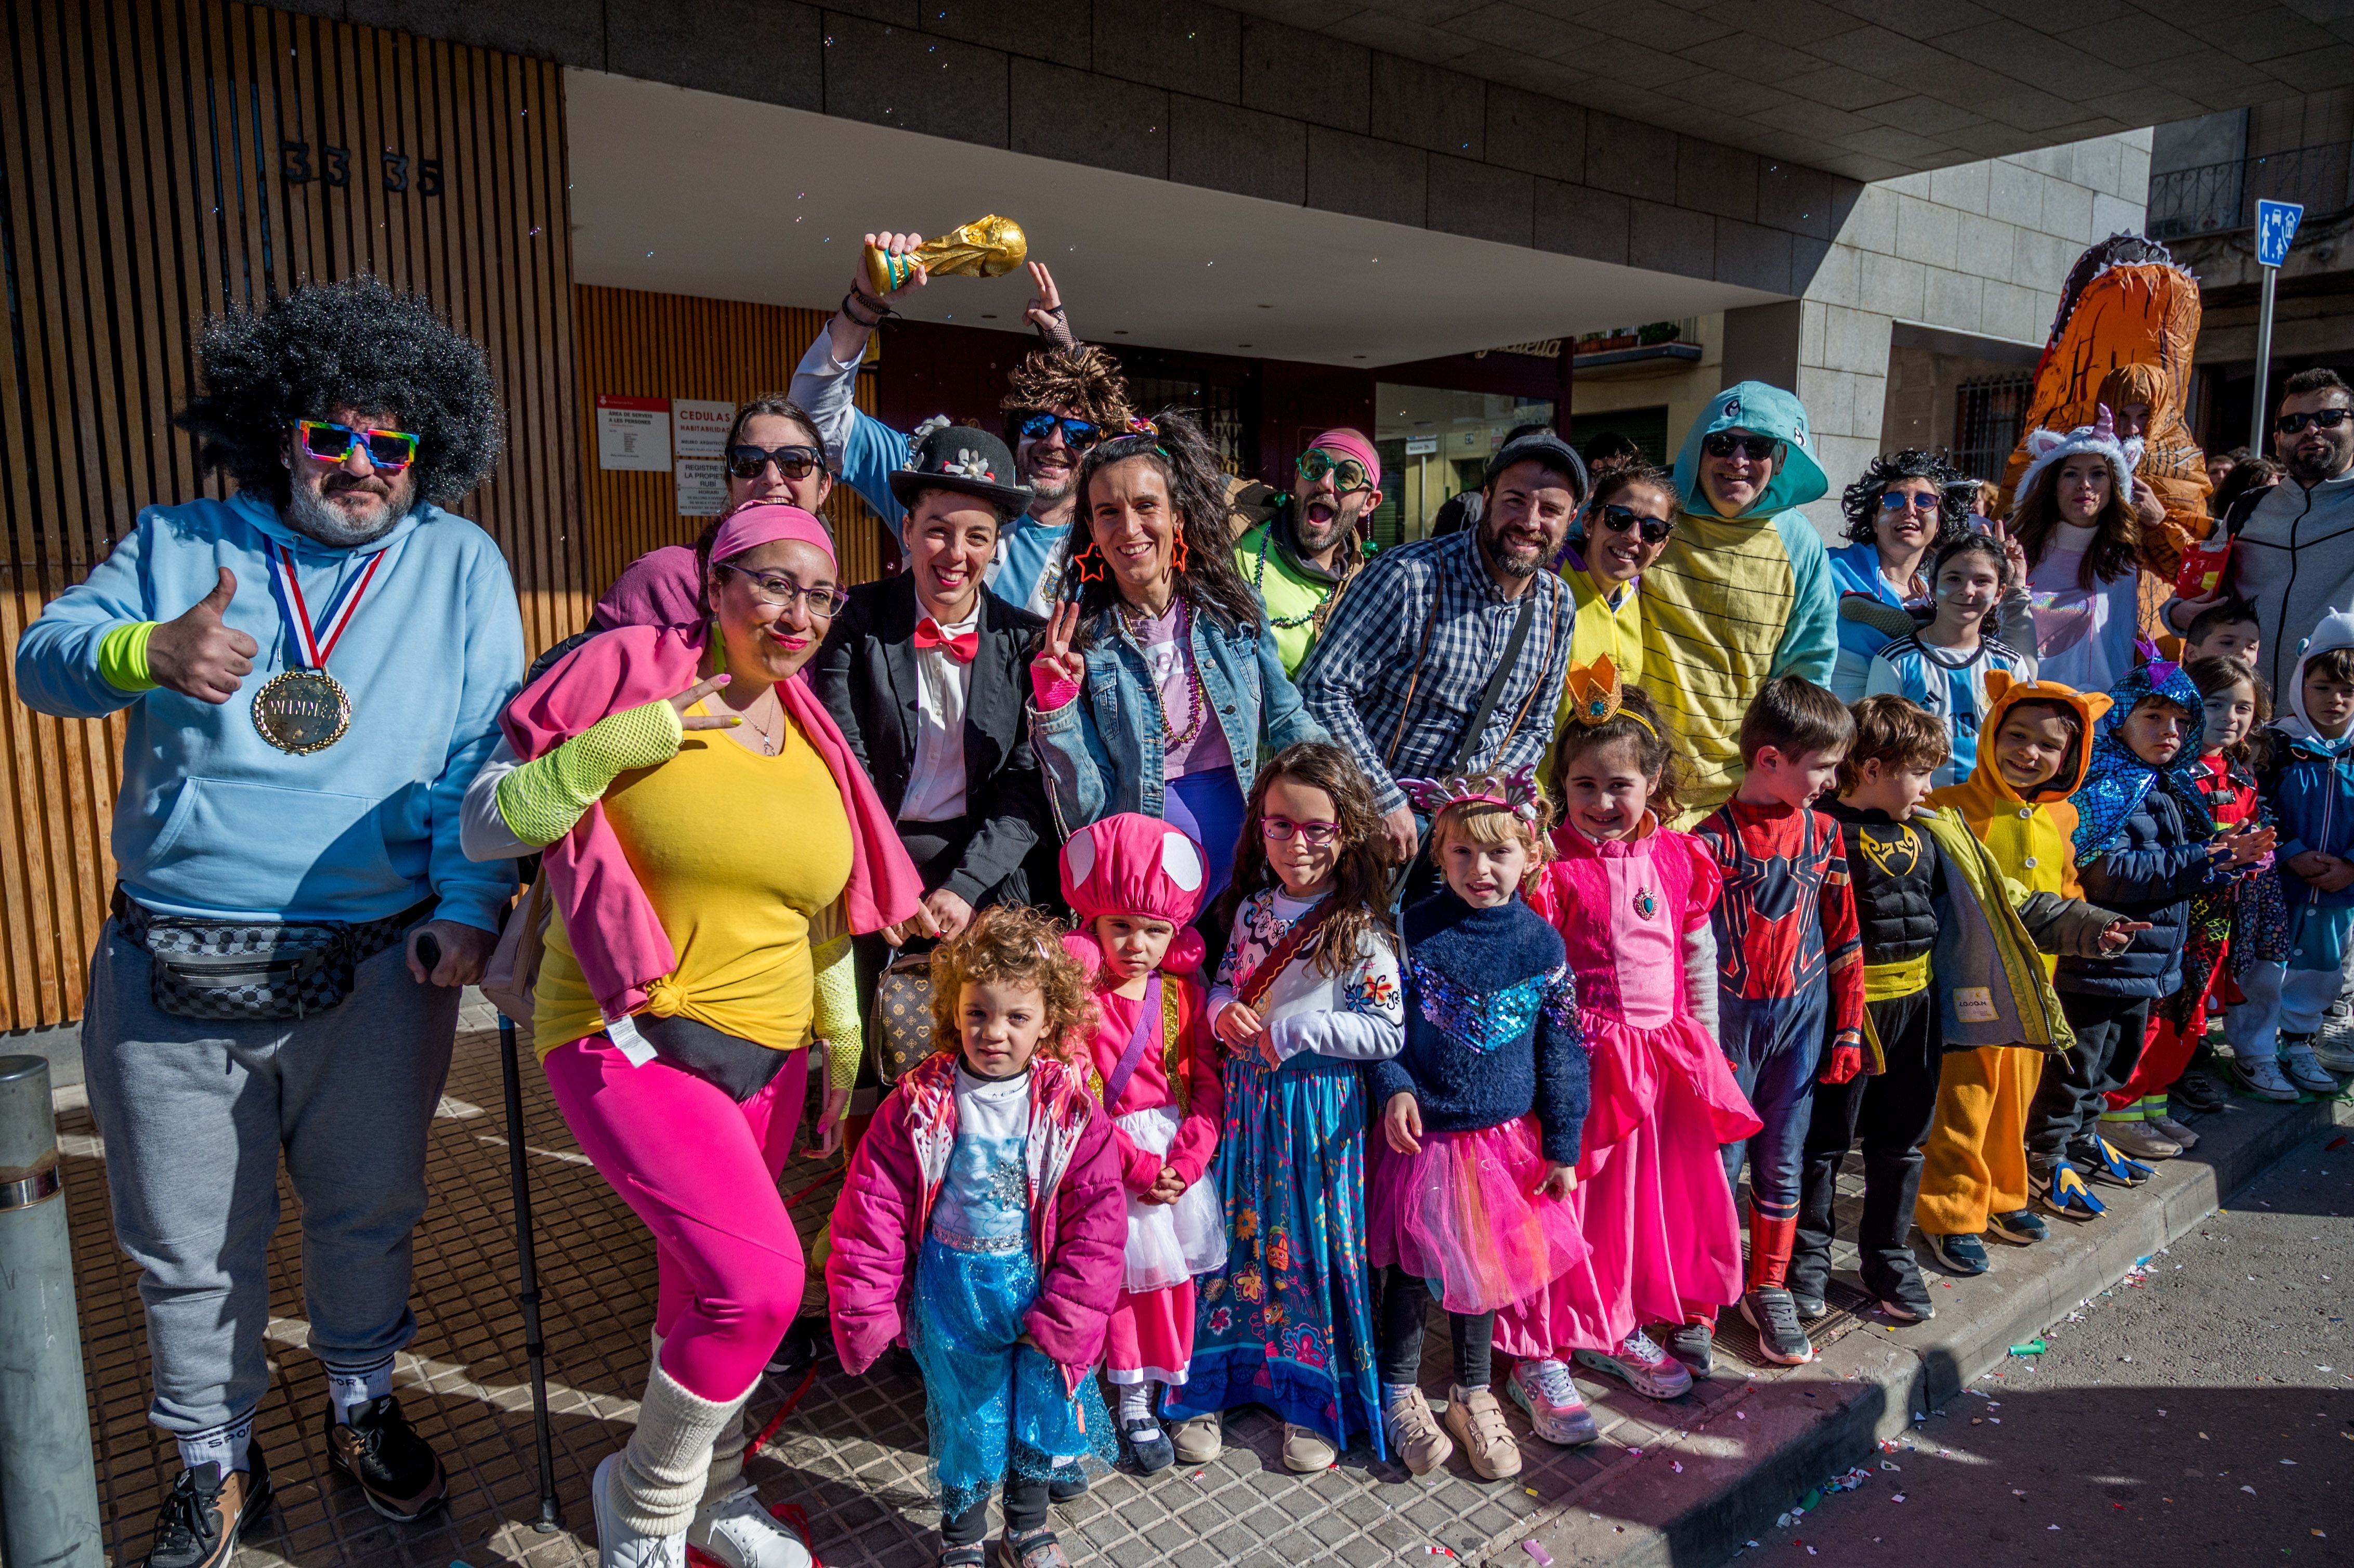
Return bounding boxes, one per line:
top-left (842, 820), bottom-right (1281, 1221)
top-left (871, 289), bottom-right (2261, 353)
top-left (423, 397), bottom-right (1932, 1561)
top-left (914, 617), bottom-right (979, 663)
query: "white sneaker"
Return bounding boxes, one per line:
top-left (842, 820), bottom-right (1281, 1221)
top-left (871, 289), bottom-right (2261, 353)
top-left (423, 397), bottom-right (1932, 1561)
top-left (593, 1454), bottom-right (688, 1568)
top-left (688, 1485), bottom-right (812, 1568)
top-left (2280, 1040), bottom-right (2342, 1095)
top-left (2147, 1112), bottom-right (2200, 1149)
top-left (2231, 1054), bottom-right (2299, 1102)
top-left (2099, 1120), bottom-right (2181, 1160)
top-left (2312, 1036), bottom-right (2354, 1074)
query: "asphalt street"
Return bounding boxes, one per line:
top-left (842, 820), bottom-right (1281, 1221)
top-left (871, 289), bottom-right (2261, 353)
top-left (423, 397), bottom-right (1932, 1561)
top-left (1723, 1118), bottom-right (2353, 1567)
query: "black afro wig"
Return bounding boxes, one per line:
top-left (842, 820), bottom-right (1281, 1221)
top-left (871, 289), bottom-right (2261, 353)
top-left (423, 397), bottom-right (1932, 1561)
top-left (1839, 448), bottom-right (1967, 547)
top-left (175, 275), bottom-right (503, 509)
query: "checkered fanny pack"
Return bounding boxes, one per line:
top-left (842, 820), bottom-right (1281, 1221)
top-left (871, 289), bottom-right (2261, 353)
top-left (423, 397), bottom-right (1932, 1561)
top-left (113, 886), bottom-right (429, 1022)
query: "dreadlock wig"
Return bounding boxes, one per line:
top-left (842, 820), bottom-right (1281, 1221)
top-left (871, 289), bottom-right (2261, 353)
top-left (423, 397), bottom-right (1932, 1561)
top-left (175, 275), bottom-right (504, 509)
top-left (1838, 448), bottom-right (1967, 547)
top-left (1066, 407), bottom-right (1262, 635)
top-left (999, 344), bottom-right (1135, 439)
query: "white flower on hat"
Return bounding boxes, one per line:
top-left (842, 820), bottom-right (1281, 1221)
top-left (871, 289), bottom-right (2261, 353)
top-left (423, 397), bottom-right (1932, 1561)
top-left (902, 414), bottom-right (951, 471)
top-left (942, 446), bottom-right (996, 480)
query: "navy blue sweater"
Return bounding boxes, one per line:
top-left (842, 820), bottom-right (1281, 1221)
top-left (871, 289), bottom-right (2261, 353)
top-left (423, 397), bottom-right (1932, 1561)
top-left (1367, 891), bottom-right (1590, 1165)
top-left (2057, 787), bottom-right (2217, 999)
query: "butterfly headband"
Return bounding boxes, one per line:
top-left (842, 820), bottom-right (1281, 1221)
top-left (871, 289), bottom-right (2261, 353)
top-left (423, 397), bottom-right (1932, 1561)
top-left (1397, 762), bottom-right (1544, 822)
top-left (1560, 656), bottom-right (1655, 735)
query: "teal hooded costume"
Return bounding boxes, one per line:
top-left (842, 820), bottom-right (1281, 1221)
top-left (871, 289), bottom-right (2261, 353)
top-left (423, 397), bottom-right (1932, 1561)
top-left (1638, 382), bottom-right (1838, 815)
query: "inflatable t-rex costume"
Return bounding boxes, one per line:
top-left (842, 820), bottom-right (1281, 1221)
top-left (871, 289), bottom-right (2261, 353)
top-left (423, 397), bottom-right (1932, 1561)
top-left (1999, 234), bottom-right (2211, 578)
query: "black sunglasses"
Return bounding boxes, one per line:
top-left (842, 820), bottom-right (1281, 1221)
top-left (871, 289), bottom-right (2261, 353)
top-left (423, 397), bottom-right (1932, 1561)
top-left (2274, 408), bottom-right (2353, 435)
top-left (1701, 431), bottom-right (1781, 462)
top-left (727, 443), bottom-right (824, 481)
top-left (1596, 503), bottom-right (1674, 543)
top-left (1014, 411), bottom-right (1103, 450)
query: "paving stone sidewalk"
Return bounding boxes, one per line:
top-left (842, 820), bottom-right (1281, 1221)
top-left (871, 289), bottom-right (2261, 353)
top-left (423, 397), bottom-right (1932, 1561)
top-left (53, 996), bottom-right (2347, 1568)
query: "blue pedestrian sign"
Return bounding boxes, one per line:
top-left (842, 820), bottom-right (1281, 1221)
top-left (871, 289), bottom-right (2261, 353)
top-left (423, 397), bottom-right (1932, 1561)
top-left (2257, 200), bottom-right (2303, 268)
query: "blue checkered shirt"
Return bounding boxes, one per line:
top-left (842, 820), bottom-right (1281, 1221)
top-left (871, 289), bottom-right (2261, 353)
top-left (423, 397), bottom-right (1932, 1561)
top-left (1298, 529), bottom-right (1572, 816)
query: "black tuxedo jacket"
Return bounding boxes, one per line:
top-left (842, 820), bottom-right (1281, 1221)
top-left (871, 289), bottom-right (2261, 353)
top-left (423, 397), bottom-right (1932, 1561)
top-left (811, 573), bottom-right (1050, 908)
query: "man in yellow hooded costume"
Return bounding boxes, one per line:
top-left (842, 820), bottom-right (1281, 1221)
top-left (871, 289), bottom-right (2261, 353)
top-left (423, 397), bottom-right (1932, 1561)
top-left (1641, 382), bottom-right (1839, 816)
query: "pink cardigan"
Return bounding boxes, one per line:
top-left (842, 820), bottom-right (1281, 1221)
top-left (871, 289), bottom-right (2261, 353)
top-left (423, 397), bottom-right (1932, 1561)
top-left (825, 1051), bottom-right (1126, 1388)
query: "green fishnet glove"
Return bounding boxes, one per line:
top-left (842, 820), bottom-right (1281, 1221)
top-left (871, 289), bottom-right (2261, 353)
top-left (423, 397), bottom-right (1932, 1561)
top-left (494, 699), bottom-right (684, 846)
top-left (810, 933), bottom-right (863, 1092)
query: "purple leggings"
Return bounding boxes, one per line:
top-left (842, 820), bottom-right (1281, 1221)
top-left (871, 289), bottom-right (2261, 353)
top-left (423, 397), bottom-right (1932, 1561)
top-left (543, 1036), bottom-right (808, 1400)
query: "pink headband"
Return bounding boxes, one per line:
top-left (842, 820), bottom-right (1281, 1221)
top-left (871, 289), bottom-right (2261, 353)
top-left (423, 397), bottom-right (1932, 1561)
top-left (1307, 428), bottom-right (1381, 485)
top-left (709, 503), bottom-right (836, 570)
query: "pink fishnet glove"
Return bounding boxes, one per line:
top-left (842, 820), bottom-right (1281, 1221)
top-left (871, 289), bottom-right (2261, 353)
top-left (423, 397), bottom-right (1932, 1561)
top-left (1031, 657), bottom-right (1081, 711)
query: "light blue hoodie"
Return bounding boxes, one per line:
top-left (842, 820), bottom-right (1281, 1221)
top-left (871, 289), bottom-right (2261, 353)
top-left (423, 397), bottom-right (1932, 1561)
top-left (14, 492), bottom-right (522, 929)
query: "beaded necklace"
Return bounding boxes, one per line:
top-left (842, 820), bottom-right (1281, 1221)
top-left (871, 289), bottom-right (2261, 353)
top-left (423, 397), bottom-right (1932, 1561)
top-left (1250, 528), bottom-right (1330, 629)
top-left (1115, 593), bottom-right (1210, 749)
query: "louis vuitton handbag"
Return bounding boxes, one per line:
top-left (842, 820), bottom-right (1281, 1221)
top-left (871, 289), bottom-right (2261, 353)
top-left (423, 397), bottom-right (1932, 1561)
top-left (867, 945), bottom-right (938, 1083)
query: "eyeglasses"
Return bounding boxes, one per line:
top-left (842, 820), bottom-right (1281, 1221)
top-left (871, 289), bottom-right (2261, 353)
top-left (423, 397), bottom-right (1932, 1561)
top-left (2274, 408), bottom-right (2353, 435)
top-left (296, 420), bottom-right (418, 472)
top-left (1261, 817), bottom-right (1340, 847)
top-left (716, 564), bottom-right (851, 618)
top-left (727, 443), bottom-right (825, 481)
top-left (1015, 412), bottom-right (1104, 450)
top-left (1595, 503), bottom-right (1673, 543)
top-left (1296, 448), bottom-right (1374, 493)
top-left (1878, 491), bottom-right (1943, 514)
top-left (1701, 432), bottom-right (1781, 462)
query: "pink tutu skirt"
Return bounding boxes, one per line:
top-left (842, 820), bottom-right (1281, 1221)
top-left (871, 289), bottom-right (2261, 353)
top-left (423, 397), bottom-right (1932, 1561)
top-left (1368, 1114), bottom-right (1587, 1314)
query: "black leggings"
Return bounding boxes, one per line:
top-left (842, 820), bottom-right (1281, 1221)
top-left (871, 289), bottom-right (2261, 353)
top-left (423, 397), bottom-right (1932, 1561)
top-left (941, 1478), bottom-right (1049, 1547)
top-left (1376, 1265), bottom-right (1495, 1390)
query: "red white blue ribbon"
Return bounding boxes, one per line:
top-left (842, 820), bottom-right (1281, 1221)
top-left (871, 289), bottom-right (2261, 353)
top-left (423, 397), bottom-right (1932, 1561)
top-left (265, 542), bottom-right (387, 671)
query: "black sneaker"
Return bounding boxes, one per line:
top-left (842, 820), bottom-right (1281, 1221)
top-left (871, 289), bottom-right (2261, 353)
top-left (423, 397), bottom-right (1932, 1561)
top-left (2170, 1069), bottom-right (2226, 1114)
top-left (1738, 1288), bottom-right (1816, 1366)
top-left (145, 1447), bottom-right (272, 1568)
top-left (766, 1314), bottom-right (826, 1379)
top-left (1987, 1208), bottom-right (2048, 1245)
top-left (1047, 1465), bottom-right (1090, 1502)
top-left (1121, 1418), bottom-right (1174, 1474)
top-left (1873, 1271), bottom-right (1935, 1324)
top-left (1788, 1279), bottom-right (1829, 1321)
top-left (1664, 1319), bottom-right (1714, 1376)
top-left (323, 1395), bottom-right (447, 1521)
top-left (1925, 1231), bottom-right (1990, 1274)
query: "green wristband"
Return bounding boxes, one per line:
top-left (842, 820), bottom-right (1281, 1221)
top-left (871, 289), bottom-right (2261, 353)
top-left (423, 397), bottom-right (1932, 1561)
top-left (98, 621), bottom-right (160, 693)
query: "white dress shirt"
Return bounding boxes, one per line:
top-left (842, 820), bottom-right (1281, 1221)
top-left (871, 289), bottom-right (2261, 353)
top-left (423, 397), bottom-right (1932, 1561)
top-left (899, 600), bottom-right (980, 824)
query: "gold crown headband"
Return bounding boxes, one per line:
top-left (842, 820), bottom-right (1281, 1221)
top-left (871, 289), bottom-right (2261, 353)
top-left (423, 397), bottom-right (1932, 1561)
top-left (1561, 656), bottom-right (1654, 735)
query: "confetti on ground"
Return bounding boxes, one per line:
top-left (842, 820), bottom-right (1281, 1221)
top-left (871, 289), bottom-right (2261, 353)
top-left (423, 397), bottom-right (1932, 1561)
top-left (2008, 1339), bottom-right (2047, 1355)
top-left (1522, 1544), bottom-right (1553, 1566)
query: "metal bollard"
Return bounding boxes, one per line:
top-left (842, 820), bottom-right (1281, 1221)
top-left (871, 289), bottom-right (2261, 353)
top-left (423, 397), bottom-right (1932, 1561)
top-left (0, 1054), bottom-right (102, 1568)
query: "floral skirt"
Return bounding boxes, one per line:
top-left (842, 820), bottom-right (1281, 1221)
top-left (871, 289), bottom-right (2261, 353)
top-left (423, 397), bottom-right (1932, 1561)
top-left (1162, 1054), bottom-right (1384, 1459)
top-left (1368, 1112), bottom-right (1587, 1315)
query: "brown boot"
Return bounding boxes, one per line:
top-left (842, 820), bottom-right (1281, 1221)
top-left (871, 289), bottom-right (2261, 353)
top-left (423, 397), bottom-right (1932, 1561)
top-left (1442, 1386), bottom-right (1522, 1480)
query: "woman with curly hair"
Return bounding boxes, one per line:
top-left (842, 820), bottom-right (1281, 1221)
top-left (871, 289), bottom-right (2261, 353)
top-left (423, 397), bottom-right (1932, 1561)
top-left (1827, 449), bottom-right (1967, 700)
top-left (16, 274), bottom-right (520, 1564)
top-left (827, 904), bottom-right (1124, 1568)
top-left (2012, 407), bottom-right (2147, 694)
top-left (1030, 409), bottom-right (1328, 907)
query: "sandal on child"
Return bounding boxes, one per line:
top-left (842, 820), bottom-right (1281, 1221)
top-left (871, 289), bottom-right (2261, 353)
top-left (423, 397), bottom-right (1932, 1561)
top-left (938, 1547), bottom-right (988, 1568)
top-left (996, 1527), bottom-right (1072, 1568)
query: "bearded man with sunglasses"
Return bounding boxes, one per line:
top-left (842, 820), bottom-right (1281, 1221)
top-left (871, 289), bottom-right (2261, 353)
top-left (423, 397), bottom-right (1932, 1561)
top-left (1233, 428), bottom-right (1383, 674)
top-left (15, 278), bottom-right (521, 1567)
top-left (789, 233), bottom-right (1135, 613)
top-left (1638, 381), bottom-right (1839, 818)
top-left (2166, 366), bottom-right (2354, 695)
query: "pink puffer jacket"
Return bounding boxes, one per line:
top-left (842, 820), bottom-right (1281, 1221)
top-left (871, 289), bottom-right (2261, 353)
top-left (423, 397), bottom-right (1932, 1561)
top-left (826, 1050), bottom-right (1126, 1388)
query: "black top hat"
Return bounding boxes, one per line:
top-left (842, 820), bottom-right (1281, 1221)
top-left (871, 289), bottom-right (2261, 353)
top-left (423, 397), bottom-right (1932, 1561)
top-left (888, 419), bottom-right (1034, 512)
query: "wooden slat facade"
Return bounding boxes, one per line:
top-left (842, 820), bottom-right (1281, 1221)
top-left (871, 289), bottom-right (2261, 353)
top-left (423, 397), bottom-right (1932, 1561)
top-left (573, 283), bottom-right (889, 591)
top-left (0, 0), bottom-right (581, 1030)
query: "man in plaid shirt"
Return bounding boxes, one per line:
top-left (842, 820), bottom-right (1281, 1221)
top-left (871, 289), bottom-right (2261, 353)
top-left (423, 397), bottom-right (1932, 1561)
top-left (1300, 430), bottom-right (1584, 867)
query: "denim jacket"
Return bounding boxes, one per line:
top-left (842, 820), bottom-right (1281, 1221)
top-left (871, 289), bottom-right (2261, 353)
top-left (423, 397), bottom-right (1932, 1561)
top-left (1029, 603), bottom-right (1328, 837)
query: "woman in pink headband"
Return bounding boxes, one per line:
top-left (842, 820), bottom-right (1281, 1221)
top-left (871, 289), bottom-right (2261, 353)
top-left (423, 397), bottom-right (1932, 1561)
top-left (479, 499), bottom-right (920, 1567)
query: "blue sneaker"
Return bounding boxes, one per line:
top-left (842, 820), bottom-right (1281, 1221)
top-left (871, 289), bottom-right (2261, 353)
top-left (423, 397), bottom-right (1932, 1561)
top-left (1925, 1231), bottom-right (1989, 1274)
top-left (1987, 1209), bottom-right (2048, 1245)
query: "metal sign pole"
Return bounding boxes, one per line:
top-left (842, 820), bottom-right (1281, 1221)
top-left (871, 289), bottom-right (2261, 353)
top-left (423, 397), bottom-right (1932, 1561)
top-left (2251, 199), bottom-right (2305, 454)
top-left (2252, 263), bottom-right (2279, 455)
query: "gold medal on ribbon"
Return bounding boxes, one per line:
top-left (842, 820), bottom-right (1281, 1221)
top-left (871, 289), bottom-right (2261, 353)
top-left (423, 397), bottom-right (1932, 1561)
top-left (252, 668), bottom-right (352, 754)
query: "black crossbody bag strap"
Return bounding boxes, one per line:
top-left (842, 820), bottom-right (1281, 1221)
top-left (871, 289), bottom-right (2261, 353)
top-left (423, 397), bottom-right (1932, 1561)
top-left (1448, 587), bottom-right (1538, 776)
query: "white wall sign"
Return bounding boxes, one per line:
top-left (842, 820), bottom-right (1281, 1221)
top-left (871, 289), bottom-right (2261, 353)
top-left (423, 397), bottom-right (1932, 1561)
top-left (672, 398), bottom-right (736, 459)
top-left (675, 458), bottom-right (728, 517)
top-left (598, 395), bottom-right (671, 471)
top-left (1404, 436), bottom-right (1438, 455)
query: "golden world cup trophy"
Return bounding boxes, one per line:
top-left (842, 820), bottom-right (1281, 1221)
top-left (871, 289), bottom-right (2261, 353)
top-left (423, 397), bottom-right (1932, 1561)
top-left (862, 216), bottom-right (1028, 295)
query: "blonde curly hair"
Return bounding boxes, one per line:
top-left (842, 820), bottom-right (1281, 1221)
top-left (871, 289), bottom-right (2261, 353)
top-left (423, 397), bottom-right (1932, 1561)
top-left (999, 345), bottom-right (1134, 435)
top-left (927, 905), bottom-right (1098, 1068)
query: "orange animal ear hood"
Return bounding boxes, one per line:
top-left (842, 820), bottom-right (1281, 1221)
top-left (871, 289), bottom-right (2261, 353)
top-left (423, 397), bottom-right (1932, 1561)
top-left (1972, 672), bottom-right (2113, 804)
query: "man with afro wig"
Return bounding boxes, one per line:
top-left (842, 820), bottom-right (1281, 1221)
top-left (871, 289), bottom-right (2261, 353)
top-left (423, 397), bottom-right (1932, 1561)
top-left (16, 275), bottom-right (522, 1567)
top-left (790, 232), bottom-right (1134, 613)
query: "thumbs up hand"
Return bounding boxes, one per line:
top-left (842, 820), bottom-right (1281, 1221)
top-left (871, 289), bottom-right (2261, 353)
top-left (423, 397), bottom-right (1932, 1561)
top-left (147, 567), bottom-right (259, 703)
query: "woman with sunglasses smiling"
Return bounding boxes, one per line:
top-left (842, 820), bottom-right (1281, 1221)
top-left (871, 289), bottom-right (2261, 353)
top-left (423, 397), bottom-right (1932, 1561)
top-left (469, 502), bottom-right (922, 1568)
top-left (1638, 381), bottom-right (1839, 817)
top-left (1558, 457), bottom-right (1678, 684)
top-left (722, 394), bottom-right (834, 514)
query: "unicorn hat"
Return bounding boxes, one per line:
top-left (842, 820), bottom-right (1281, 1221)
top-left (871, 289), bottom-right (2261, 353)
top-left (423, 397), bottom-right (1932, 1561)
top-left (1059, 812), bottom-right (1209, 974)
top-left (2017, 403), bottom-right (2146, 502)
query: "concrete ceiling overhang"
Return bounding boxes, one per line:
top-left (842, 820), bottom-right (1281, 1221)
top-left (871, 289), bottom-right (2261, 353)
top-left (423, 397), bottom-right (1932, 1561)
top-left (566, 69), bottom-right (1783, 366)
top-left (1226, 0), bottom-right (2354, 181)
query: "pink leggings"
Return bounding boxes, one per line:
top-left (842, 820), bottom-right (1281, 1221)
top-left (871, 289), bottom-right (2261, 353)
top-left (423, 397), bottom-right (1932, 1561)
top-left (544, 1036), bottom-right (808, 1401)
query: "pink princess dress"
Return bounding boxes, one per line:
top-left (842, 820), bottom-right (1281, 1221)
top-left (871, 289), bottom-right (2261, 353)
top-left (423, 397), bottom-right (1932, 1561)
top-left (1501, 816), bottom-right (1762, 1357)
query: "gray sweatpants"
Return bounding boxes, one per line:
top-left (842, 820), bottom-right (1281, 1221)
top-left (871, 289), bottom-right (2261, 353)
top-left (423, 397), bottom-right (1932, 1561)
top-left (81, 918), bottom-right (458, 1434)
